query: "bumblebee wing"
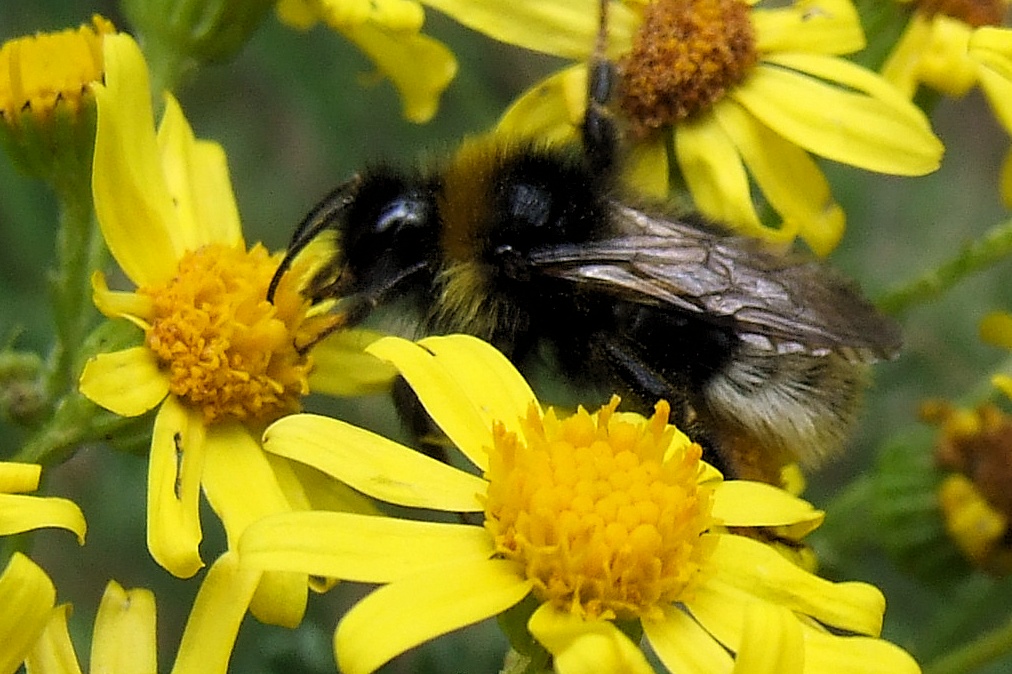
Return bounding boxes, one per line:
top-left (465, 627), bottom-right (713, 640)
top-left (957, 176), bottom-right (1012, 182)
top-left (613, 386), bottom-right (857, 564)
top-left (529, 203), bottom-right (902, 362)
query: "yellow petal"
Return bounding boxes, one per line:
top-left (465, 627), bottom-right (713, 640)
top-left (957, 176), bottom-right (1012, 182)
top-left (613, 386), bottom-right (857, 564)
top-left (752, 0), bottom-right (864, 55)
top-left (283, 458), bottom-right (380, 515)
top-left (308, 329), bottom-right (397, 396)
top-left (497, 66), bottom-right (586, 143)
top-left (417, 334), bottom-right (538, 436)
top-left (341, 23), bottom-right (456, 123)
top-left (276, 0), bottom-right (318, 29)
top-left (711, 481), bottom-right (824, 533)
top-left (90, 582), bottom-right (157, 674)
top-left (248, 570), bottom-right (308, 630)
top-left (156, 94), bottom-right (243, 251)
top-left (0, 494), bottom-right (86, 544)
top-left (78, 347), bottom-right (169, 417)
top-left (994, 373), bottom-right (1012, 400)
top-left (620, 132), bottom-right (670, 199)
top-left (335, 558), bottom-right (531, 674)
top-left (732, 58), bottom-right (943, 176)
top-left (705, 534), bottom-right (885, 636)
top-left (201, 423), bottom-right (292, 548)
top-left (978, 66), bottom-right (1012, 133)
top-left (527, 603), bottom-right (655, 674)
top-left (200, 423), bottom-right (306, 627)
top-left (732, 604), bottom-right (804, 674)
top-left (712, 99), bottom-right (843, 255)
top-left (263, 413), bottom-right (486, 511)
top-left (239, 511), bottom-right (494, 582)
top-left (24, 604), bottom-right (81, 674)
top-left (417, 0), bottom-right (639, 59)
top-left (90, 272), bottom-right (154, 325)
top-left (969, 26), bottom-right (1012, 81)
top-left (801, 622), bottom-right (921, 674)
top-left (0, 462), bottom-right (40, 493)
top-left (674, 117), bottom-right (765, 232)
top-left (0, 553), bottom-right (55, 674)
top-left (881, 14), bottom-right (931, 97)
top-left (979, 311), bottom-right (1012, 349)
top-left (170, 552), bottom-right (260, 674)
top-left (643, 606), bottom-right (733, 674)
top-left (365, 336), bottom-right (492, 471)
top-left (91, 34), bottom-right (179, 288)
top-left (147, 396), bottom-right (205, 578)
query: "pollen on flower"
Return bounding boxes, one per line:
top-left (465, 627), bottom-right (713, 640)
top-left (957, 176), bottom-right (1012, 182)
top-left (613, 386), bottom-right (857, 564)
top-left (139, 243), bottom-right (336, 425)
top-left (483, 396), bottom-right (715, 621)
top-left (916, 0), bottom-right (1007, 28)
top-left (619, 0), bottom-right (757, 133)
top-left (0, 15), bottom-right (114, 123)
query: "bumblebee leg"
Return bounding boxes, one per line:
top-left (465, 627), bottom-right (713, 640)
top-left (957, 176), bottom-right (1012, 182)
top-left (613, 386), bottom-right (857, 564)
top-left (598, 337), bottom-right (737, 476)
top-left (581, 0), bottom-right (618, 175)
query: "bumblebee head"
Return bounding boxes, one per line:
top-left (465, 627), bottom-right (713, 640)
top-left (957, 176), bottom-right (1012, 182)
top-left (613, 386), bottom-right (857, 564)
top-left (267, 169), bottom-right (439, 330)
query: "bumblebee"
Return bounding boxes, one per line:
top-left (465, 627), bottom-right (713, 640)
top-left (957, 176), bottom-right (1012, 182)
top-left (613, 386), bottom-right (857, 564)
top-left (268, 56), bottom-right (901, 483)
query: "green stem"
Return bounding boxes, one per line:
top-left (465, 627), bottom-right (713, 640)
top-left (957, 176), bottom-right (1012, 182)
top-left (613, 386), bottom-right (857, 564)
top-left (878, 216), bottom-right (1012, 315)
top-left (924, 614), bottom-right (1012, 674)
top-left (48, 171), bottom-right (102, 395)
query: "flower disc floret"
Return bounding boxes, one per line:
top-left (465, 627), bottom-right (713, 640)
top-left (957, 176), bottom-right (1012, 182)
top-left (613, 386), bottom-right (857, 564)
top-left (140, 242), bottom-right (331, 424)
top-left (620, 0), bottom-right (757, 131)
top-left (483, 397), bottom-right (714, 622)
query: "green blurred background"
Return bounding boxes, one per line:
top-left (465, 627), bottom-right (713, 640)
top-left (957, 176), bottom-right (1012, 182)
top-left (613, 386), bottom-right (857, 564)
top-left (2, 1), bottom-right (1012, 672)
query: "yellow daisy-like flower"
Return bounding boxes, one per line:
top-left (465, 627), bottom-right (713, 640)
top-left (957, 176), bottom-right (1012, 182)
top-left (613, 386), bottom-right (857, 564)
top-left (981, 310), bottom-right (1012, 397)
top-left (418, 0), bottom-right (943, 255)
top-left (21, 553), bottom-right (259, 674)
top-left (76, 33), bottom-right (392, 626)
top-left (883, 0), bottom-right (1012, 206)
top-left (0, 461), bottom-right (86, 674)
top-left (922, 396), bottom-right (1012, 574)
top-left (240, 334), bottom-right (920, 674)
top-left (276, 0), bottom-right (457, 123)
top-left (0, 15), bottom-right (114, 179)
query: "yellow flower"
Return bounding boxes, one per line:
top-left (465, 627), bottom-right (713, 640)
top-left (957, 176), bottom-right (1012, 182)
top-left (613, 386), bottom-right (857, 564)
top-left (923, 397), bottom-right (1012, 574)
top-left (0, 462), bottom-right (86, 674)
top-left (419, 0), bottom-right (943, 255)
top-left (76, 33), bottom-right (392, 628)
top-left (883, 0), bottom-right (1012, 206)
top-left (0, 16), bottom-right (114, 179)
top-left (981, 310), bottom-right (1012, 397)
top-left (22, 553), bottom-right (259, 674)
top-left (276, 0), bottom-right (457, 123)
top-left (240, 334), bottom-right (920, 674)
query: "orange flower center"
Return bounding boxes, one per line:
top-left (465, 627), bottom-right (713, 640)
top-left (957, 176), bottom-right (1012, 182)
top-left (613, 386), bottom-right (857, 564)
top-left (916, 0), bottom-right (1007, 27)
top-left (483, 397), bottom-right (715, 621)
top-left (619, 0), bottom-right (757, 132)
top-left (139, 243), bottom-right (336, 425)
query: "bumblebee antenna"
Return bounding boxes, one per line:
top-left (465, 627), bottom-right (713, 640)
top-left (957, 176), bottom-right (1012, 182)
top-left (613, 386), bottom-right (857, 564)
top-left (267, 175), bottom-right (362, 303)
top-left (582, 0), bottom-right (617, 175)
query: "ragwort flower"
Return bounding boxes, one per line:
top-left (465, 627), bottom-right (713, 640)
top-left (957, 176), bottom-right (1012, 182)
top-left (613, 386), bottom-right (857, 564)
top-left (276, 0), bottom-right (457, 123)
top-left (883, 0), bottom-right (1012, 206)
top-left (22, 553), bottom-right (258, 674)
top-left (0, 461), bottom-right (86, 674)
top-left (240, 334), bottom-right (920, 674)
top-left (419, 0), bottom-right (943, 255)
top-left (0, 15), bottom-right (114, 180)
top-left (77, 33), bottom-right (392, 627)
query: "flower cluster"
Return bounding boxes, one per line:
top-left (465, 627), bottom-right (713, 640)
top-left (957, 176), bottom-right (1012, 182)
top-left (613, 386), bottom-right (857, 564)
top-left (4, 1), bottom-right (1012, 673)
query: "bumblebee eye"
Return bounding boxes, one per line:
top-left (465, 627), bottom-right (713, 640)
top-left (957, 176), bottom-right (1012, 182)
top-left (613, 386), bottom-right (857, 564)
top-left (375, 195), bottom-right (430, 234)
